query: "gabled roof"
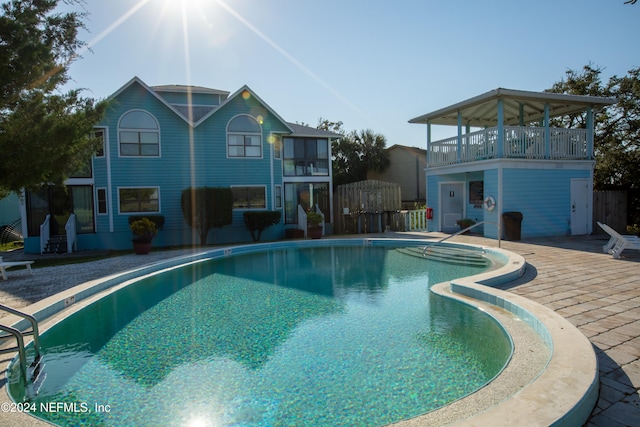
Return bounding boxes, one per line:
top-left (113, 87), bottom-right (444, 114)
top-left (151, 84), bottom-right (230, 97)
top-left (109, 77), bottom-right (196, 126)
top-left (286, 122), bottom-right (343, 139)
top-left (409, 87), bottom-right (617, 127)
top-left (193, 85), bottom-right (294, 133)
top-left (108, 78), bottom-right (342, 137)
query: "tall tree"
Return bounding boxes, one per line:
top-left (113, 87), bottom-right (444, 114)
top-left (0, 0), bottom-right (107, 197)
top-left (318, 119), bottom-right (390, 188)
top-left (546, 64), bottom-right (640, 223)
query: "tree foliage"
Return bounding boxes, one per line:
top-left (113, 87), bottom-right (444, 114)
top-left (318, 119), bottom-right (390, 188)
top-left (243, 211), bottom-right (281, 242)
top-left (546, 64), bottom-right (640, 223)
top-left (0, 0), bottom-right (107, 197)
top-left (181, 187), bottom-right (233, 245)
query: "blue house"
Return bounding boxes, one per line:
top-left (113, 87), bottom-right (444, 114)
top-left (21, 77), bottom-right (340, 253)
top-left (409, 88), bottom-right (616, 239)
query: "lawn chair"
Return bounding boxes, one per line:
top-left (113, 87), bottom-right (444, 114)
top-left (597, 222), bottom-right (640, 259)
top-left (0, 256), bottom-right (35, 280)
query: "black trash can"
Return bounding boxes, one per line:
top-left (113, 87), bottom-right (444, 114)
top-left (502, 212), bottom-right (523, 241)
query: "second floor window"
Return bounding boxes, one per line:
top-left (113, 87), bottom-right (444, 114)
top-left (283, 138), bottom-right (329, 176)
top-left (227, 115), bottom-right (262, 158)
top-left (119, 110), bottom-right (160, 157)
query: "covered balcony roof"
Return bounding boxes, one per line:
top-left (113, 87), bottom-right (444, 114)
top-left (409, 88), bottom-right (616, 127)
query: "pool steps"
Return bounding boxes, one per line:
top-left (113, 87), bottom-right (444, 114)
top-left (396, 246), bottom-right (489, 267)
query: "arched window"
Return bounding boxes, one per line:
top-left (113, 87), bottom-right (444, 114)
top-left (227, 115), bottom-right (262, 158)
top-left (118, 110), bottom-right (160, 156)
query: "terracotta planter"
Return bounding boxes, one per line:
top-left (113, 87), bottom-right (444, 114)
top-left (307, 226), bottom-right (322, 239)
top-left (132, 240), bottom-right (152, 255)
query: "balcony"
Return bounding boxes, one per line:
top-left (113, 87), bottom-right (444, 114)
top-left (427, 126), bottom-right (589, 167)
top-left (409, 88), bottom-right (615, 169)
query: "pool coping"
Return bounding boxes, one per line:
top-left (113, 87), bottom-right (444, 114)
top-left (1, 238), bottom-right (598, 426)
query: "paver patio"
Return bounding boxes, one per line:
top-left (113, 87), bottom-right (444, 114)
top-left (0, 233), bottom-right (639, 426)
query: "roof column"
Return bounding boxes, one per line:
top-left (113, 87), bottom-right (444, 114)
top-left (519, 103), bottom-right (525, 126)
top-left (496, 99), bottom-right (504, 158)
top-left (457, 111), bottom-right (462, 163)
top-left (544, 103), bottom-right (551, 159)
top-left (426, 121), bottom-right (431, 166)
top-left (586, 106), bottom-right (594, 159)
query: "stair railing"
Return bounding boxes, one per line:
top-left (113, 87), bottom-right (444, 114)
top-left (297, 204), bottom-right (307, 237)
top-left (422, 221), bottom-right (501, 257)
top-left (65, 213), bottom-right (77, 253)
top-left (40, 214), bottom-right (50, 255)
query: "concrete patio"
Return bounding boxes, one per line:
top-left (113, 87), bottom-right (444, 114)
top-left (0, 233), bottom-right (639, 426)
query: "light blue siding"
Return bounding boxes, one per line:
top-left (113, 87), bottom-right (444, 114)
top-left (156, 91), bottom-right (222, 106)
top-left (483, 169), bottom-right (500, 238)
top-left (90, 81), bottom-right (291, 249)
top-left (425, 165), bottom-right (589, 239)
top-left (502, 168), bottom-right (590, 238)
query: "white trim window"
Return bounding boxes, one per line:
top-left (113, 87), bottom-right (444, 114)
top-left (231, 186), bottom-right (266, 209)
top-left (118, 110), bottom-right (160, 157)
top-left (227, 115), bottom-right (262, 158)
top-left (96, 188), bottom-right (108, 215)
top-left (118, 187), bottom-right (160, 213)
top-left (92, 127), bottom-right (106, 158)
top-left (271, 133), bottom-right (282, 159)
top-left (274, 184), bottom-right (282, 209)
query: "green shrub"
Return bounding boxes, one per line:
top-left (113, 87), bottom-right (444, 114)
top-left (181, 187), bottom-right (233, 245)
top-left (243, 211), bottom-right (281, 242)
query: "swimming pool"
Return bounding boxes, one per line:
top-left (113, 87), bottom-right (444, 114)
top-left (9, 240), bottom-right (513, 426)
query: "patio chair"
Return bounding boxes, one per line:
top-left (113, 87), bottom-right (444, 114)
top-left (0, 256), bottom-right (35, 280)
top-left (597, 222), bottom-right (640, 259)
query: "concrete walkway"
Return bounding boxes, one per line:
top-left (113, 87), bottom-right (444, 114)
top-left (1, 234), bottom-right (640, 426)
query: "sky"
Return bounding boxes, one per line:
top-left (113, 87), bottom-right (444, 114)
top-left (59, 0), bottom-right (639, 147)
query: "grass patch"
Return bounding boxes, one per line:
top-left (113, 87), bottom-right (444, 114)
top-left (0, 241), bottom-right (23, 252)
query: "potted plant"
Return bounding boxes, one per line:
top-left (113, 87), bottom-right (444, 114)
top-left (306, 211), bottom-right (324, 239)
top-left (455, 218), bottom-right (476, 233)
top-left (129, 217), bottom-right (158, 254)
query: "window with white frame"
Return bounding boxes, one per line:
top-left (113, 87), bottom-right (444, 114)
top-left (231, 186), bottom-right (266, 209)
top-left (227, 115), bottom-right (262, 158)
top-left (119, 187), bottom-right (160, 213)
top-left (274, 184), bottom-right (282, 209)
top-left (119, 110), bottom-right (160, 157)
top-left (283, 137), bottom-right (329, 176)
top-left (271, 134), bottom-right (282, 159)
top-left (93, 128), bottom-right (105, 158)
top-left (97, 188), bottom-right (108, 215)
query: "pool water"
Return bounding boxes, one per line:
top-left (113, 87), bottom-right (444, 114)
top-left (10, 245), bottom-right (511, 427)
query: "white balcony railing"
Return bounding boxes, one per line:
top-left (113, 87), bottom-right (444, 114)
top-left (428, 126), bottom-right (588, 167)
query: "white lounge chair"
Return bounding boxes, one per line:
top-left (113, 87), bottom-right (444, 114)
top-left (597, 222), bottom-right (640, 259)
top-left (0, 256), bottom-right (34, 280)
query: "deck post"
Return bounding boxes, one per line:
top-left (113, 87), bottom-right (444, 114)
top-left (426, 121), bottom-right (431, 166)
top-left (544, 103), bottom-right (551, 159)
top-left (457, 111), bottom-right (462, 163)
top-left (496, 99), bottom-right (504, 158)
top-left (586, 106), bottom-right (594, 159)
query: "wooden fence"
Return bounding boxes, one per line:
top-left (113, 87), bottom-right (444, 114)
top-left (333, 180), bottom-right (401, 234)
top-left (593, 191), bottom-right (627, 234)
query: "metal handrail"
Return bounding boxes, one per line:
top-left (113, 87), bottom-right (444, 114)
top-left (0, 304), bottom-right (42, 386)
top-left (422, 221), bottom-right (501, 257)
top-left (0, 324), bottom-right (29, 384)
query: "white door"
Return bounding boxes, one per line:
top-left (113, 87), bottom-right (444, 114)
top-left (571, 178), bottom-right (589, 235)
top-left (440, 182), bottom-right (464, 233)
